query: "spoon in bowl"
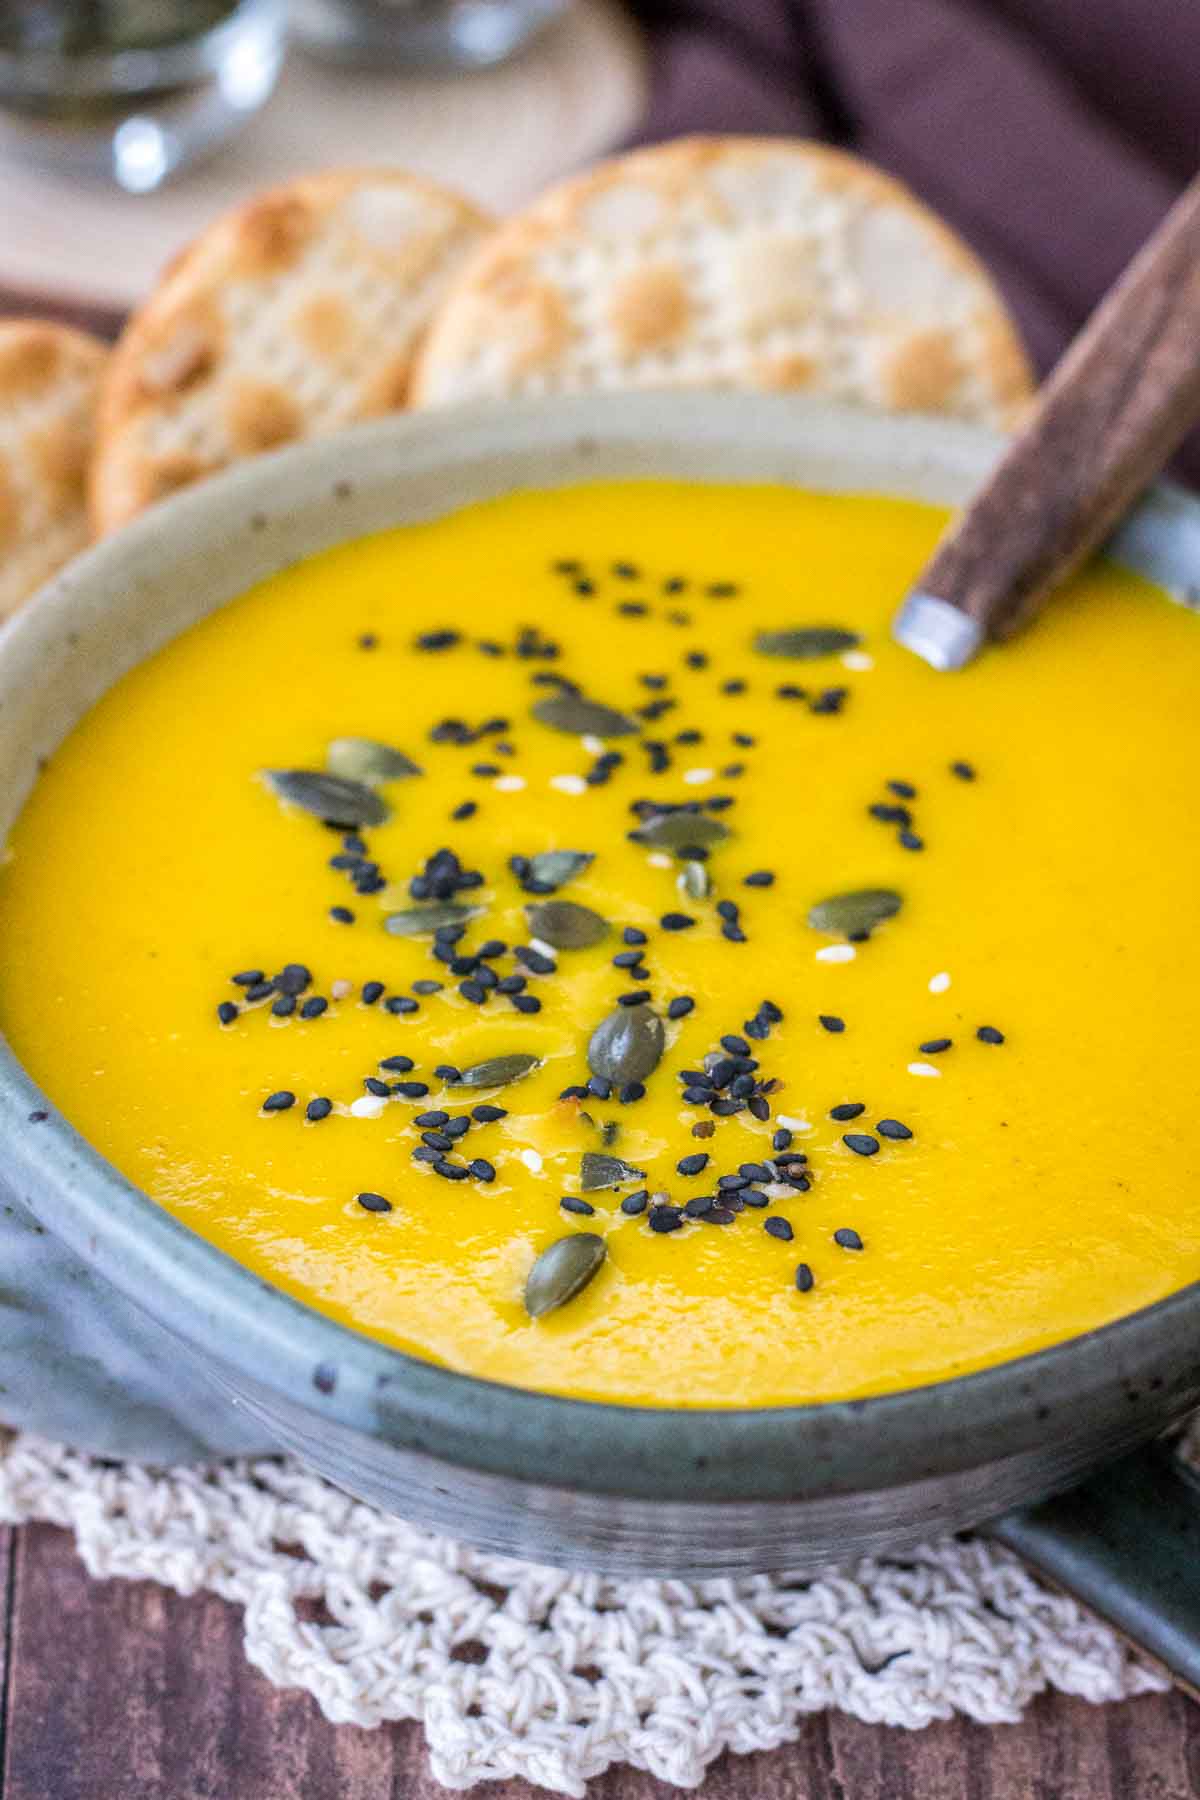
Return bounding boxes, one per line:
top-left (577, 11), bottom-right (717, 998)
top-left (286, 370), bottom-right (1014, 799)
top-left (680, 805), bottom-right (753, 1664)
top-left (893, 172), bottom-right (1200, 670)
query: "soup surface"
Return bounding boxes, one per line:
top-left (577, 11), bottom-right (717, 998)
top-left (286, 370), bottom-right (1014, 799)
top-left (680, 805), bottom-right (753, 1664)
top-left (2, 480), bottom-right (1198, 1407)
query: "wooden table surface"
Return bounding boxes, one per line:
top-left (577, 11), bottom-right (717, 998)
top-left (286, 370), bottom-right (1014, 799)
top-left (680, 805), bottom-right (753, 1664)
top-left (1, 1519), bottom-right (1196, 1800)
top-left (0, 288), bottom-right (1195, 1800)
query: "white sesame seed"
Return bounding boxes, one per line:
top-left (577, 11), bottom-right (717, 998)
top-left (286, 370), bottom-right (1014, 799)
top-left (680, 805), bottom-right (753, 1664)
top-left (582, 734), bottom-right (604, 755)
top-left (841, 650), bottom-right (874, 671)
top-left (550, 773), bottom-right (587, 795)
top-left (776, 1114), bottom-right (811, 1132)
top-left (816, 944), bottom-right (857, 963)
top-left (682, 767), bottom-right (714, 786)
top-left (330, 979), bottom-right (353, 1000)
top-left (494, 774), bottom-right (525, 793)
top-left (907, 1061), bottom-right (942, 1079)
top-left (647, 852), bottom-right (672, 869)
top-left (519, 1148), bottom-right (543, 1173)
top-left (350, 1095), bottom-right (387, 1118)
top-left (530, 937), bottom-right (555, 959)
top-left (928, 971), bottom-right (952, 994)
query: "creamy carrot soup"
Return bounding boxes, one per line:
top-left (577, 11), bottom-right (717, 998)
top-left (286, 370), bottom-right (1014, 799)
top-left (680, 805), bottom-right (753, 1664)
top-left (2, 480), bottom-right (1198, 1407)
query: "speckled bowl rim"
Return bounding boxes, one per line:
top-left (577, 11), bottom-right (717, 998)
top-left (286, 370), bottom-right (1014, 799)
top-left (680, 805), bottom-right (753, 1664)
top-left (2, 390), bottom-right (1199, 1507)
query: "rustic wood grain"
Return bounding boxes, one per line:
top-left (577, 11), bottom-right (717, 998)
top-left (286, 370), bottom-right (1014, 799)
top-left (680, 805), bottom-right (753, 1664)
top-left (2, 1521), bottom-right (1198, 1800)
top-left (915, 171), bottom-right (1200, 643)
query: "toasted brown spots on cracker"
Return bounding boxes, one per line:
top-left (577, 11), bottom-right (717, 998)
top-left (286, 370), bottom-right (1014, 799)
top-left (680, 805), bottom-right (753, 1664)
top-left (0, 328), bottom-right (65, 401)
top-left (136, 453), bottom-right (213, 510)
top-left (357, 354), bottom-right (414, 418)
top-left (226, 382), bottom-right (302, 454)
top-left (608, 267), bottom-right (690, 356)
top-left (756, 353), bottom-right (816, 392)
top-left (28, 418), bottom-right (89, 505)
top-left (879, 328), bottom-right (961, 413)
top-left (292, 294), bottom-right (352, 362)
top-left (0, 461), bottom-right (18, 551)
top-left (232, 194), bottom-right (316, 276)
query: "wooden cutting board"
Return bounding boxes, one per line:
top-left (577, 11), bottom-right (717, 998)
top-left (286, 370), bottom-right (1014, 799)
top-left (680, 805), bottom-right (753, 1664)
top-left (0, 0), bottom-right (645, 315)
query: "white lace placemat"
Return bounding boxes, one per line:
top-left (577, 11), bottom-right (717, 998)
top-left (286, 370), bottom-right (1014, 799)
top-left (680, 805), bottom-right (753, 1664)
top-left (0, 1432), bottom-right (1168, 1794)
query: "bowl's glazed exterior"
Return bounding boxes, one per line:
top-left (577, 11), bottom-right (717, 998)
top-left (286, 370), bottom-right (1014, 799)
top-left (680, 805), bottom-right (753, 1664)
top-left (3, 392), bottom-right (1200, 1577)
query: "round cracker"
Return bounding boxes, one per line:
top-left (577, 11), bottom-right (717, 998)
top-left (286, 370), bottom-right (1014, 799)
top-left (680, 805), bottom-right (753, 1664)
top-left (0, 320), bottom-right (107, 618)
top-left (411, 136), bottom-right (1034, 426)
top-left (90, 168), bottom-right (491, 536)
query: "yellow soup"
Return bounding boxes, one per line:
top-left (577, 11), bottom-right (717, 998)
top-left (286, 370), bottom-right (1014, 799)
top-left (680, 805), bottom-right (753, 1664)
top-left (2, 480), bottom-right (1199, 1408)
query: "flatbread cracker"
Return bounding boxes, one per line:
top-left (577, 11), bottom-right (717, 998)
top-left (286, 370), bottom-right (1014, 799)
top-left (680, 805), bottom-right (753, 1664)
top-left (91, 168), bottom-right (491, 536)
top-left (412, 137), bottom-right (1033, 425)
top-left (0, 321), bottom-right (106, 617)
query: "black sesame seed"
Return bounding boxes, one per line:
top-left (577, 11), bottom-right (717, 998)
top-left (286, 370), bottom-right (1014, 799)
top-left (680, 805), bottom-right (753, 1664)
top-left (710, 1097), bottom-right (744, 1117)
top-left (648, 1206), bottom-right (684, 1233)
top-left (765, 1216), bottom-right (794, 1242)
top-left (830, 1102), bottom-right (865, 1121)
top-left (772, 1128), bottom-right (793, 1151)
top-left (413, 979), bottom-right (444, 995)
top-left (667, 996), bottom-right (695, 1020)
top-left (244, 982), bottom-right (272, 1000)
top-left (436, 1160), bottom-right (470, 1182)
top-left (682, 1085), bottom-right (713, 1104)
top-left (743, 870), bottom-right (774, 887)
top-left (843, 1133), bottom-right (880, 1158)
top-left (559, 1085), bottom-right (589, 1101)
top-left (918, 1038), bottom-right (952, 1054)
top-left (620, 1081), bottom-right (646, 1103)
top-left (452, 801), bottom-right (478, 821)
top-left (876, 1119), bottom-right (913, 1140)
top-left (623, 926), bottom-right (649, 946)
top-left (329, 906), bottom-right (355, 924)
top-left (887, 780), bottom-right (917, 799)
top-left (276, 964), bottom-right (312, 995)
top-left (685, 650), bottom-right (708, 670)
top-left (361, 981), bottom-right (385, 1005)
top-left (387, 996), bottom-right (420, 1015)
top-left (677, 1151), bottom-right (709, 1176)
top-left (612, 950), bottom-right (644, 969)
top-left (415, 1110), bottom-right (449, 1127)
top-left (898, 830), bottom-right (924, 851)
top-left (621, 1190), bottom-right (649, 1215)
top-left (356, 1191), bottom-right (393, 1213)
top-left (747, 1095), bottom-right (771, 1121)
top-left (977, 1025), bottom-right (1005, 1044)
top-left (951, 760), bottom-right (976, 781)
top-left (561, 1196), bottom-right (596, 1216)
top-left (232, 969), bottom-right (264, 986)
top-left (217, 1001), bottom-right (238, 1025)
top-left (469, 1159), bottom-right (496, 1182)
top-left (271, 995), bottom-right (296, 1018)
top-left (422, 1130), bottom-right (453, 1151)
top-left (300, 996), bottom-right (328, 1019)
top-left (739, 1162), bottom-right (771, 1183)
top-left (473, 1104), bottom-right (507, 1122)
top-left (819, 1015), bottom-right (845, 1034)
top-left (685, 1195), bottom-right (714, 1217)
top-left (460, 980), bottom-right (488, 1004)
top-left (795, 1263), bottom-right (815, 1292)
top-left (263, 1091), bottom-right (295, 1112)
top-left (660, 912), bottom-right (696, 931)
top-left (443, 1117), bottom-right (471, 1140)
top-left (394, 1081), bottom-right (430, 1099)
top-left (306, 1097), bottom-right (333, 1122)
top-left (364, 1077), bottom-right (391, 1098)
top-left (513, 994), bottom-right (542, 1014)
top-left (834, 1227), bottom-right (864, 1250)
top-left (618, 990), bottom-right (652, 1007)
top-left (720, 1033), bottom-right (749, 1055)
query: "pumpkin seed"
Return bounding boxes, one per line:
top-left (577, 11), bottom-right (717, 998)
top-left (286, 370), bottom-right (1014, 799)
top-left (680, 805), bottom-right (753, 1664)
top-left (677, 859), bottom-right (711, 901)
top-left (263, 769), bottom-right (389, 827)
top-left (384, 902), bottom-right (483, 936)
top-left (588, 1003), bottom-right (665, 1086)
top-left (581, 1151), bottom-right (646, 1191)
top-left (524, 1233), bottom-right (607, 1318)
top-left (528, 849), bottom-right (593, 889)
top-left (807, 888), bottom-right (902, 937)
top-left (326, 737), bottom-right (422, 784)
top-left (449, 1053), bottom-right (541, 1089)
top-left (532, 693), bottom-right (639, 737)
top-left (525, 899), bottom-right (609, 949)
top-left (629, 811), bottom-right (730, 855)
top-left (753, 627), bottom-right (861, 659)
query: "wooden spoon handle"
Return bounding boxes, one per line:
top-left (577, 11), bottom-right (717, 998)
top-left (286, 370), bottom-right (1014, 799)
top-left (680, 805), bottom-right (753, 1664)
top-left (896, 172), bottom-right (1200, 669)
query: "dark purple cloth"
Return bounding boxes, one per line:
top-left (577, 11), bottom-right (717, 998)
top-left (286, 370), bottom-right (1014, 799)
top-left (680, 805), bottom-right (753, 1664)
top-left (632, 0), bottom-right (1199, 478)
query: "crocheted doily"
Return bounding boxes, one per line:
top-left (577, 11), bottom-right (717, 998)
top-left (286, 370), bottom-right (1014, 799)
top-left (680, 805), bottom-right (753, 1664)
top-left (0, 1433), bottom-right (1168, 1794)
